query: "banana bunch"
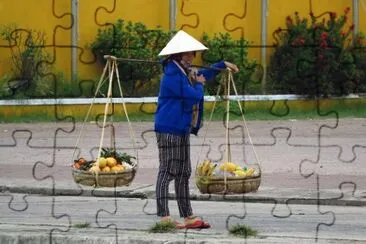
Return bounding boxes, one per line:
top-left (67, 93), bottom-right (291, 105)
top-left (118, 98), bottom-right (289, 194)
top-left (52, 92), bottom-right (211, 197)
top-left (197, 160), bottom-right (217, 176)
top-left (219, 162), bottom-right (237, 172)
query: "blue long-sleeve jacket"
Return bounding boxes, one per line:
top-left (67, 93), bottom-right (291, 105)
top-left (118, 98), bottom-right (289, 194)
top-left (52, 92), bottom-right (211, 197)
top-left (154, 59), bottom-right (226, 136)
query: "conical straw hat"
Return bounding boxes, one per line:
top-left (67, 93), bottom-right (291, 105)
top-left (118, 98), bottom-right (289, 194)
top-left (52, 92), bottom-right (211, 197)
top-left (158, 30), bottom-right (208, 56)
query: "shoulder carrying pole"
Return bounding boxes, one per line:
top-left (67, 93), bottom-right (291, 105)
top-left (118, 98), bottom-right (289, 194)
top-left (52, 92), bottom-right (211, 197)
top-left (103, 55), bottom-right (227, 72)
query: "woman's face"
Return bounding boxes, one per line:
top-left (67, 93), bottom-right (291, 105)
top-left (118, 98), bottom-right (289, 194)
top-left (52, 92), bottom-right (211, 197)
top-left (181, 51), bottom-right (195, 66)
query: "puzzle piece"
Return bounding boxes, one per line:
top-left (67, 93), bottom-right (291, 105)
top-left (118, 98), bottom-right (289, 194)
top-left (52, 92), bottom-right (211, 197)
top-left (318, 118), bottom-right (366, 162)
top-left (300, 145), bottom-right (366, 197)
top-left (0, 129), bottom-right (56, 188)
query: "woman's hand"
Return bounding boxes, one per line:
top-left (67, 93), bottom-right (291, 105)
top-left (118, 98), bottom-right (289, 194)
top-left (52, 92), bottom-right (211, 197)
top-left (195, 74), bottom-right (206, 85)
top-left (224, 61), bottom-right (239, 73)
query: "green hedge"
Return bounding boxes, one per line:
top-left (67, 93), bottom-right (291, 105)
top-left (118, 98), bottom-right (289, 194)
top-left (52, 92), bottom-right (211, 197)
top-left (268, 8), bottom-right (366, 97)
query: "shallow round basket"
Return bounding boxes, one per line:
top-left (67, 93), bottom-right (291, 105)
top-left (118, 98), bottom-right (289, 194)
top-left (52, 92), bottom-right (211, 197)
top-left (72, 167), bottom-right (137, 187)
top-left (195, 174), bottom-right (261, 194)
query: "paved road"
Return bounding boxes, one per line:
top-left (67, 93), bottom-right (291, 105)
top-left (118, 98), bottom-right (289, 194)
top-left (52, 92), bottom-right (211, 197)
top-left (1, 119), bottom-right (365, 191)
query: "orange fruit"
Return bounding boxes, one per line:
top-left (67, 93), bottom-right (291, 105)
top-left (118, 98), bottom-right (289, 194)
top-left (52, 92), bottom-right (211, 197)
top-left (72, 162), bottom-right (81, 169)
top-left (111, 165), bottom-right (124, 173)
top-left (106, 157), bottom-right (117, 167)
top-left (78, 158), bottom-right (86, 165)
top-left (102, 166), bottom-right (111, 172)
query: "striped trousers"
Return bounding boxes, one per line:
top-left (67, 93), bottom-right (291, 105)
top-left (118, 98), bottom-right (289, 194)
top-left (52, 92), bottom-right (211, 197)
top-left (155, 132), bottom-right (193, 218)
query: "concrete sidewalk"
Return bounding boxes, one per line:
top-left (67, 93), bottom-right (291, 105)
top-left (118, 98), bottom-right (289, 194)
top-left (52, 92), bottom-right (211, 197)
top-left (1, 168), bottom-right (366, 244)
top-left (1, 195), bottom-right (366, 244)
top-left (0, 224), bottom-right (352, 244)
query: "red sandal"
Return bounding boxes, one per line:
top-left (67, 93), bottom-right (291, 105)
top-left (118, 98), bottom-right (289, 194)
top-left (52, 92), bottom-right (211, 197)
top-left (184, 216), bottom-right (211, 229)
top-left (174, 220), bottom-right (186, 229)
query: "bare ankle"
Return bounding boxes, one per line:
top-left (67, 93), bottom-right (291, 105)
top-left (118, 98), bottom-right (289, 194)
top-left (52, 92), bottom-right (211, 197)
top-left (184, 216), bottom-right (195, 221)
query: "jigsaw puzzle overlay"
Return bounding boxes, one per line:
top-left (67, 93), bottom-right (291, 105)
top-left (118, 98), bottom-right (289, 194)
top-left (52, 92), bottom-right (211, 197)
top-left (0, 0), bottom-right (366, 243)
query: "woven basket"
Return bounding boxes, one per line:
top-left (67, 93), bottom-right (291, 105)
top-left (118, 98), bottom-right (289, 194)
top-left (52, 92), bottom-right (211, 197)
top-left (195, 174), bottom-right (261, 194)
top-left (72, 167), bottom-right (136, 187)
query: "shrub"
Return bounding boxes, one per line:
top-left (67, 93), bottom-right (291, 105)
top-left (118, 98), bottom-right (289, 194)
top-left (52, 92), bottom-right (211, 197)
top-left (0, 24), bottom-right (55, 98)
top-left (89, 19), bottom-right (174, 97)
top-left (268, 7), bottom-right (366, 97)
top-left (350, 32), bottom-right (366, 92)
top-left (201, 33), bottom-right (258, 95)
top-left (0, 73), bottom-right (12, 98)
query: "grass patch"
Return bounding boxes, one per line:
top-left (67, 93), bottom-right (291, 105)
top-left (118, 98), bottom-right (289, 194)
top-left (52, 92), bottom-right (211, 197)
top-left (2, 105), bottom-right (365, 123)
top-left (148, 221), bottom-right (177, 233)
top-left (229, 224), bottom-right (258, 238)
top-left (204, 99), bottom-right (366, 121)
top-left (72, 222), bottom-right (90, 228)
top-left (0, 112), bottom-right (57, 123)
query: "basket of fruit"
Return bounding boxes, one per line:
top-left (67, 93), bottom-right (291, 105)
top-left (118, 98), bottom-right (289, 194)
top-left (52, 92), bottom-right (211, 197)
top-left (70, 56), bottom-right (139, 188)
top-left (194, 70), bottom-right (262, 194)
top-left (195, 160), bottom-right (261, 194)
top-left (71, 148), bottom-right (137, 187)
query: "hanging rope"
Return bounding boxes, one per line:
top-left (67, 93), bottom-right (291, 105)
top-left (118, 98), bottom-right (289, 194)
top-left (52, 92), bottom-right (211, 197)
top-left (70, 58), bottom-right (110, 165)
top-left (195, 78), bottom-right (222, 171)
top-left (96, 59), bottom-right (115, 165)
top-left (114, 57), bottom-right (139, 168)
top-left (228, 71), bottom-right (262, 174)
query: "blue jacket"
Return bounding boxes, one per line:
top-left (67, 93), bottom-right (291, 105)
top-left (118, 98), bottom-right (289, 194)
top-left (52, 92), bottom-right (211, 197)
top-left (154, 59), bottom-right (226, 136)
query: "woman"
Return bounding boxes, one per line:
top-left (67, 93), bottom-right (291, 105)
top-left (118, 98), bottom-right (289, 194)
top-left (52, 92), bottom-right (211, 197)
top-left (154, 30), bottom-right (238, 229)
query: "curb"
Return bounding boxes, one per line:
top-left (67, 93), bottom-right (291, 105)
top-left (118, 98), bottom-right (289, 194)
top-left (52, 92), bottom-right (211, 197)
top-left (1, 184), bottom-right (365, 207)
top-left (2, 94), bottom-right (360, 106)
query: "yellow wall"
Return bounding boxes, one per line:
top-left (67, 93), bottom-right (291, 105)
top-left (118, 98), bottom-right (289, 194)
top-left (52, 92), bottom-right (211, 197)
top-left (176, 0), bottom-right (262, 61)
top-left (0, 0), bottom-right (364, 82)
top-left (360, 0), bottom-right (366, 36)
